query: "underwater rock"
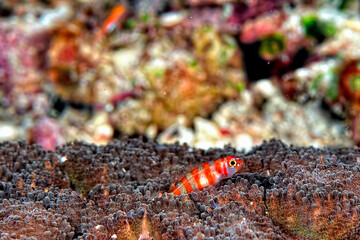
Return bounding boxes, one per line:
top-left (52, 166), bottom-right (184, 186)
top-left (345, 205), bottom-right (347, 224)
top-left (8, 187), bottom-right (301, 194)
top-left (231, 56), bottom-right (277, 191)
top-left (159, 80), bottom-right (353, 151)
top-left (109, 26), bottom-right (245, 135)
top-left (0, 123), bottom-right (20, 142)
top-left (0, 138), bottom-right (360, 239)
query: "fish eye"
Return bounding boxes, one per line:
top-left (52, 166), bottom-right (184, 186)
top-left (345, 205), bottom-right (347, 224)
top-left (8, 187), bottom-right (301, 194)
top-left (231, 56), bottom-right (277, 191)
top-left (229, 160), bottom-right (236, 166)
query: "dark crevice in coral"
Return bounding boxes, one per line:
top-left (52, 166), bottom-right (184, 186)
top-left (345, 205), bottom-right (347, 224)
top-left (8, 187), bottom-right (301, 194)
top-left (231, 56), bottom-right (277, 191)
top-left (0, 2), bottom-right (12, 17)
top-left (50, 95), bottom-right (67, 115)
top-left (238, 41), bottom-right (274, 81)
top-left (320, 99), bottom-right (346, 120)
top-left (272, 47), bottom-right (310, 77)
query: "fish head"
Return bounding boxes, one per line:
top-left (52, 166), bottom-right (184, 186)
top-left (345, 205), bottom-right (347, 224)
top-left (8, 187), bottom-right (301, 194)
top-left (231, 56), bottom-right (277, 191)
top-left (225, 156), bottom-right (244, 176)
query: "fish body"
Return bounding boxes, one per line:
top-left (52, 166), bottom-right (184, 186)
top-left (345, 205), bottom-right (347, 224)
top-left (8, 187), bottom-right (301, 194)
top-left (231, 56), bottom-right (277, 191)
top-left (100, 5), bottom-right (126, 35)
top-left (170, 156), bottom-right (244, 196)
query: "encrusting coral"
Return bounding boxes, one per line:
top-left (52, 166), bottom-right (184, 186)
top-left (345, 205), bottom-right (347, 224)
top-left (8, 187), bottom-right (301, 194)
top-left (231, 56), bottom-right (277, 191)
top-left (1, 138), bottom-right (360, 239)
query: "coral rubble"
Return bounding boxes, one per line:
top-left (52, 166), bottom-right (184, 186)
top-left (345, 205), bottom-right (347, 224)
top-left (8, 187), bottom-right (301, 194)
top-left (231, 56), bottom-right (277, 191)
top-left (1, 138), bottom-right (360, 239)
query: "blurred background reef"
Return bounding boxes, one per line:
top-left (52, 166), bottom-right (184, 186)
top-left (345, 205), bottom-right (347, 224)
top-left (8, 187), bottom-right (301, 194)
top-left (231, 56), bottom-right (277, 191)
top-left (0, 0), bottom-right (359, 150)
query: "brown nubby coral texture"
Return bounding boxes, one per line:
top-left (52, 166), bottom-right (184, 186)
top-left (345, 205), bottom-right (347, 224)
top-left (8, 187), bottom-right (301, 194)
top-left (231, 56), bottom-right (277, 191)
top-left (1, 139), bottom-right (360, 239)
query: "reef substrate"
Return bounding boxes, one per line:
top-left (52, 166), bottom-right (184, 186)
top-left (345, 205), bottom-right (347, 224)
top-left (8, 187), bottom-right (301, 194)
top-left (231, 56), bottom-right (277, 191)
top-left (0, 138), bottom-right (360, 239)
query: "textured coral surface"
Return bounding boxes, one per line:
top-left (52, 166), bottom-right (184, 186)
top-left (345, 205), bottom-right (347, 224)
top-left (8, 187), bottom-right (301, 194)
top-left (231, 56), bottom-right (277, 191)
top-left (0, 138), bottom-right (360, 239)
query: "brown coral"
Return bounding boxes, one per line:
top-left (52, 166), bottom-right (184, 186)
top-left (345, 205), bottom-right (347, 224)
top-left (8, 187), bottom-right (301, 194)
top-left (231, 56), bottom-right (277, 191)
top-left (0, 200), bottom-right (74, 239)
top-left (1, 138), bottom-right (360, 239)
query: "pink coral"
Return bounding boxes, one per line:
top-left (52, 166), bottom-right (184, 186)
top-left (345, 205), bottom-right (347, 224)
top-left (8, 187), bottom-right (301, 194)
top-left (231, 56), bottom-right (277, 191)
top-left (0, 23), bottom-right (49, 94)
top-left (239, 11), bottom-right (284, 43)
top-left (29, 118), bottom-right (65, 151)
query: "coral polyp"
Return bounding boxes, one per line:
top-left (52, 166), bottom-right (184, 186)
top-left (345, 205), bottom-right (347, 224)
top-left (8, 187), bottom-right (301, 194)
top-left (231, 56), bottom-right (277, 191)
top-left (0, 138), bottom-right (360, 239)
top-left (266, 161), bottom-right (360, 239)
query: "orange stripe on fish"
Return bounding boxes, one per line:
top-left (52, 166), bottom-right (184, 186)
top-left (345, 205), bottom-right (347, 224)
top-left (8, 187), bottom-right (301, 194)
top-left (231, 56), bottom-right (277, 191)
top-left (222, 159), bottom-right (228, 176)
top-left (180, 176), bottom-right (193, 193)
top-left (214, 159), bottom-right (222, 175)
top-left (170, 156), bottom-right (244, 196)
top-left (191, 168), bottom-right (202, 190)
top-left (203, 162), bottom-right (215, 186)
top-left (171, 185), bottom-right (181, 196)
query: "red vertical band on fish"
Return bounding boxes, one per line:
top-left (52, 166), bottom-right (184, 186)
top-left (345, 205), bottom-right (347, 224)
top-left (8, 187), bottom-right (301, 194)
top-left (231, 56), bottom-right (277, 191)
top-left (170, 156), bottom-right (244, 196)
top-left (191, 168), bottom-right (202, 190)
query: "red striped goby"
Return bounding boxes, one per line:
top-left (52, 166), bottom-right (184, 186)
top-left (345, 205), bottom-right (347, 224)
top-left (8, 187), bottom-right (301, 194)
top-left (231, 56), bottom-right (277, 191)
top-left (170, 156), bottom-right (244, 196)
